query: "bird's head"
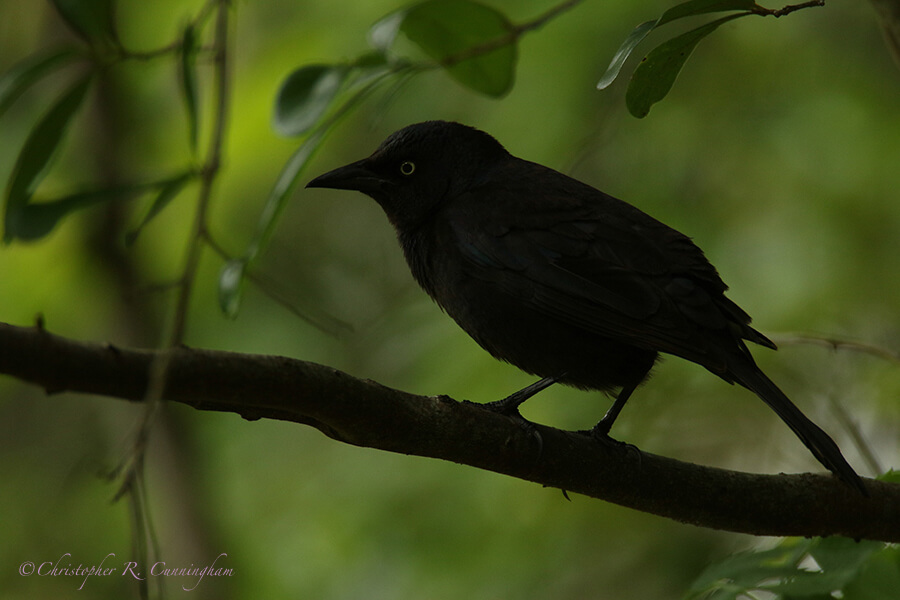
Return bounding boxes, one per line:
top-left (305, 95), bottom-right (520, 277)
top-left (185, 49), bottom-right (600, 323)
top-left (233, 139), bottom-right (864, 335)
top-left (307, 120), bottom-right (509, 230)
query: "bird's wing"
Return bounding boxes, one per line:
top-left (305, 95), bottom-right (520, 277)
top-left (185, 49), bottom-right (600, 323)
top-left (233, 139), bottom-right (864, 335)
top-left (448, 188), bottom-right (765, 372)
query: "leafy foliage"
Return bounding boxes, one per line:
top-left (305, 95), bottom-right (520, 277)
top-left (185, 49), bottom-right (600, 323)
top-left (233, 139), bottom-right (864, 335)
top-left (685, 473), bottom-right (900, 599)
top-left (625, 14), bottom-right (743, 118)
top-left (225, 0), bottom-right (520, 314)
top-left (0, 0), bottom-right (827, 307)
top-left (3, 74), bottom-right (94, 241)
top-left (597, 0), bottom-right (823, 117)
top-left (0, 4), bottom-right (212, 244)
top-left (686, 537), bottom-right (894, 600)
top-left (0, 48), bottom-right (81, 118)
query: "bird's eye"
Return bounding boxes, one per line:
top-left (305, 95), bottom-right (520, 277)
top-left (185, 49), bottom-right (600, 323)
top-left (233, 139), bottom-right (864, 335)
top-left (399, 161), bottom-right (415, 176)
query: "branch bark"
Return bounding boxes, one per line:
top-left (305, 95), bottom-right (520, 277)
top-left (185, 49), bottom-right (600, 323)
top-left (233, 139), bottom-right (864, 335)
top-left (1, 321), bottom-right (896, 541)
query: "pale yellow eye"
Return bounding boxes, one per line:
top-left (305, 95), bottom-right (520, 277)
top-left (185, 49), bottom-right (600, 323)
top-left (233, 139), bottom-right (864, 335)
top-left (399, 161), bottom-right (415, 176)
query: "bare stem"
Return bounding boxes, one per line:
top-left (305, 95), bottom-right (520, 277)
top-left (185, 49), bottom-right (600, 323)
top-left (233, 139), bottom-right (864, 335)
top-left (115, 0), bottom-right (232, 510)
top-left (773, 330), bottom-right (896, 477)
top-left (202, 231), bottom-right (353, 336)
top-left (752, 0), bottom-right (826, 18)
top-left (169, 0), bottom-right (230, 346)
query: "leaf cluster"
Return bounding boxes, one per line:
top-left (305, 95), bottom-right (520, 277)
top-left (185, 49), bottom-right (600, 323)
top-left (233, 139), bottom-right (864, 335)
top-left (0, 0), bottom-right (208, 245)
top-left (219, 0), bottom-right (520, 316)
top-left (1, 0), bottom-right (825, 318)
top-left (598, 0), bottom-right (825, 117)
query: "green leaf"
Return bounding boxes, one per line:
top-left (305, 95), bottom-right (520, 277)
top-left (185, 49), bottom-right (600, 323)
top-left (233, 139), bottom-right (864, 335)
top-left (626, 14), bottom-right (743, 118)
top-left (4, 74), bottom-right (93, 240)
top-left (843, 545), bottom-right (900, 600)
top-left (227, 65), bottom-right (394, 318)
top-left (879, 469), bottom-right (900, 484)
top-left (808, 537), bottom-right (883, 573)
top-left (125, 172), bottom-right (194, 245)
top-left (180, 23), bottom-right (200, 152)
top-left (400, 0), bottom-right (516, 97)
top-left (273, 65), bottom-right (348, 138)
top-left (221, 127), bottom-right (327, 314)
top-left (686, 539), bottom-right (814, 599)
top-left (49, 0), bottom-right (118, 48)
top-left (597, 0), bottom-right (756, 90)
top-left (5, 202), bottom-right (79, 242)
top-left (5, 180), bottom-right (156, 242)
top-left (369, 10), bottom-right (406, 53)
top-left (218, 258), bottom-right (246, 318)
top-left (259, 69), bottom-right (390, 263)
top-left (352, 51), bottom-right (390, 70)
top-left (597, 20), bottom-right (656, 90)
top-left (767, 538), bottom-right (883, 597)
top-left (686, 537), bottom-right (890, 600)
top-left (0, 48), bottom-right (82, 119)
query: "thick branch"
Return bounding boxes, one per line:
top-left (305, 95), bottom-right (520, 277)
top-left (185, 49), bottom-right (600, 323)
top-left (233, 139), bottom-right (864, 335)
top-left (1, 321), bottom-right (896, 541)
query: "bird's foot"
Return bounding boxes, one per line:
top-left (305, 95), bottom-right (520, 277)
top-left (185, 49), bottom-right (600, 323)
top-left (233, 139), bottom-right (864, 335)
top-left (477, 400), bottom-right (543, 460)
top-left (577, 425), bottom-right (642, 464)
top-left (575, 418), bottom-right (618, 446)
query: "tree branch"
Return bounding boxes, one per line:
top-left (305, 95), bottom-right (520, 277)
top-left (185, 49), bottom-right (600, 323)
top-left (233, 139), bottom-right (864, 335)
top-left (1, 320), bottom-right (896, 541)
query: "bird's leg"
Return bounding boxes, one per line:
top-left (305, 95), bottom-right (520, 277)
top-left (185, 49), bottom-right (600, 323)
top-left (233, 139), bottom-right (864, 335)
top-left (590, 381), bottom-right (640, 439)
top-left (479, 375), bottom-right (564, 461)
top-left (483, 375), bottom-right (562, 415)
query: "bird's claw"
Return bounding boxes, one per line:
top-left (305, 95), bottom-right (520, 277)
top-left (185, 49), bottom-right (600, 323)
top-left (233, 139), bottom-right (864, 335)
top-left (577, 427), bottom-right (642, 464)
top-left (479, 402), bottom-right (544, 460)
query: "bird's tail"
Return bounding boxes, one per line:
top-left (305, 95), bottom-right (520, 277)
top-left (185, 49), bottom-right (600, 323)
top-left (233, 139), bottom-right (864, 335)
top-left (729, 361), bottom-right (867, 496)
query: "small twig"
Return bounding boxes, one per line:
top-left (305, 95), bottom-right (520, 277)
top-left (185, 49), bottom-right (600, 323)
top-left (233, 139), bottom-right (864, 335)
top-left (828, 395), bottom-right (884, 476)
top-left (751, 0), bottom-right (825, 18)
top-left (168, 0), bottom-right (230, 346)
top-left (203, 231), bottom-right (353, 337)
top-left (116, 0), bottom-right (219, 61)
top-left (515, 0), bottom-right (585, 33)
top-left (772, 332), bottom-right (900, 366)
top-left (440, 0), bottom-right (584, 67)
top-left (118, 0), bottom-right (231, 487)
top-left (774, 330), bottom-right (896, 477)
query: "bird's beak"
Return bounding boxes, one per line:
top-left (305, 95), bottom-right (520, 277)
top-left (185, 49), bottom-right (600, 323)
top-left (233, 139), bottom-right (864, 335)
top-left (306, 159), bottom-right (386, 195)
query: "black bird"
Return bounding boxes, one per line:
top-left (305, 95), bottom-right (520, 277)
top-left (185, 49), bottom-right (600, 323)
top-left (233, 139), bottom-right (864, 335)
top-left (307, 120), bottom-right (865, 494)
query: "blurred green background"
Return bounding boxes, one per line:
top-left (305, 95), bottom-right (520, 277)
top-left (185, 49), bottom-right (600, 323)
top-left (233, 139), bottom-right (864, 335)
top-left (1, 0), bottom-right (898, 598)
